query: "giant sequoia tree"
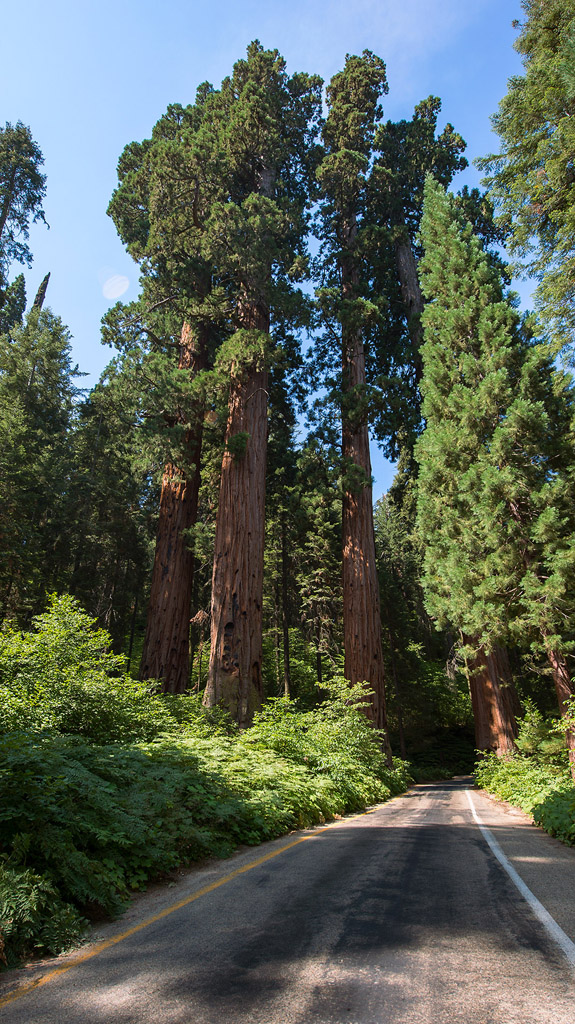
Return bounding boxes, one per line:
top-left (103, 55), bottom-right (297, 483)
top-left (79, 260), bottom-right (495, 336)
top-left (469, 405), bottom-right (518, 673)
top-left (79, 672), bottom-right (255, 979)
top-left (108, 99), bottom-right (218, 690)
top-left (202, 44), bottom-right (322, 725)
top-left (315, 51), bottom-right (391, 747)
top-left (416, 178), bottom-right (575, 768)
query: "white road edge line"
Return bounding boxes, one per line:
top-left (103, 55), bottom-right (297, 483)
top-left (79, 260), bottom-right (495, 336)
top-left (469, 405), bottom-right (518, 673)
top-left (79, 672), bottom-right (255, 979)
top-left (466, 788), bottom-right (575, 970)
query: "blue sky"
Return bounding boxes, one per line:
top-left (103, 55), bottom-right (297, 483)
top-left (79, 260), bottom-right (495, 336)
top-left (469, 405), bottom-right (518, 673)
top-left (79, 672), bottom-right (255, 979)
top-left (3, 0), bottom-right (524, 494)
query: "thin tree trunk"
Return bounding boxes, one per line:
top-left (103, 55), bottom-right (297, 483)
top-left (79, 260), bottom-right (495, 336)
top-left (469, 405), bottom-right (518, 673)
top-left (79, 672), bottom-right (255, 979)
top-left (139, 321), bottom-right (207, 693)
top-left (341, 212), bottom-right (392, 762)
top-left (385, 618), bottom-right (408, 761)
top-left (274, 574), bottom-right (281, 694)
top-left (547, 648), bottom-right (575, 783)
top-left (281, 510), bottom-right (291, 697)
top-left (203, 312), bottom-right (269, 727)
top-left (126, 594), bottom-right (138, 673)
top-left (316, 620), bottom-right (323, 688)
top-left (465, 640), bottom-right (518, 754)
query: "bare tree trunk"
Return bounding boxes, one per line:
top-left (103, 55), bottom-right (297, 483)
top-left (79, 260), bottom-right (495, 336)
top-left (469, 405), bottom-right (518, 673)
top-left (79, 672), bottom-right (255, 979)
top-left (316, 621), bottom-right (323, 688)
top-left (203, 308), bottom-right (269, 727)
top-left (547, 648), bottom-right (575, 783)
top-left (394, 219), bottom-right (424, 382)
top-left (32, 273), bottom-right (50, 311)
top-left (341, 213), bottom-right (392, 762)
top-left (139, 322), bottom-right (207, 692)
top-left (465, 641), bottom-right (518, 754)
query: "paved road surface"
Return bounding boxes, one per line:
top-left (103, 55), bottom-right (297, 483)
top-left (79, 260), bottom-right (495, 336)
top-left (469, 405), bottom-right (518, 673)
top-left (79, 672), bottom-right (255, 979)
top-left (1, 778), bottom-right (575, 1023)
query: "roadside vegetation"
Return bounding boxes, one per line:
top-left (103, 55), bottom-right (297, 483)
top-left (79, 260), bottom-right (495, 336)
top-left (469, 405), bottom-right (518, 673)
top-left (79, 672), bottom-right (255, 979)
top-left (475, 703), bottom-right (575, 847)
top-left (0, 597), bottom-right (410, 967)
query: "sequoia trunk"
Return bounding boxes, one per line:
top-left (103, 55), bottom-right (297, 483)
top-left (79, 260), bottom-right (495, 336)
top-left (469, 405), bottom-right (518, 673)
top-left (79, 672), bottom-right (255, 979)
top-left (341, 213), bottom-right (392, 759)
top-left (466, 641), bottom-right (518, 755)
top-left (139, 321), bottom-right (207, 692)
top-left (203, 306), bottom-right (269, 727)
top-left (547, 648), bottom-right (575, 783)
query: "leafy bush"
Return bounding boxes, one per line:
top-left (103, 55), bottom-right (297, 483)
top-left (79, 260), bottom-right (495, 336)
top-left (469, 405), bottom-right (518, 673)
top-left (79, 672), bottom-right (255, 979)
top-left (0, 728), bottom-right (407, 964)
top-left (513, 699), bottom-right (565, 761)
top-left (475, 702), bottom-right (574, 845)
top-left (0, 865), bottom-right (86, 967)
top-left (0, 595), bottom-right (231, 742)
top-left (244, 682), bottom-right (411, 809)
top-left (0, 597), bottom-right (409, 966)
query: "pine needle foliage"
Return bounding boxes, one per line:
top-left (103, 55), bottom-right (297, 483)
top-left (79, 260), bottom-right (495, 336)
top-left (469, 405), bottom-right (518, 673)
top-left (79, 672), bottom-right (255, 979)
top-left (479, 0), bottom-right (575, 347)
top-left (415, 177), bottom-right (575, 668)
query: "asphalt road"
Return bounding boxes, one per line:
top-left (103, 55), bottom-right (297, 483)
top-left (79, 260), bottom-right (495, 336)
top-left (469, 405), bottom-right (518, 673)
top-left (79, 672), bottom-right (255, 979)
top-left (2, 778), bottom-right (575, 1023)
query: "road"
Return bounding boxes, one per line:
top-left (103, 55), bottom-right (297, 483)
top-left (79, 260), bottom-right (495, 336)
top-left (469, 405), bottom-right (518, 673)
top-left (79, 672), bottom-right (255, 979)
top-left (1, 778), bottom-right (575, 1023)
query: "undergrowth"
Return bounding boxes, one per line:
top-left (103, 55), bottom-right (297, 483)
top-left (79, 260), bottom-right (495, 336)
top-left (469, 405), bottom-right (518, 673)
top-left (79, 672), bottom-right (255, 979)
top-left (0, 596), bottom-right (410, 967)
top-left (475, 701), bottom-right (575, 846)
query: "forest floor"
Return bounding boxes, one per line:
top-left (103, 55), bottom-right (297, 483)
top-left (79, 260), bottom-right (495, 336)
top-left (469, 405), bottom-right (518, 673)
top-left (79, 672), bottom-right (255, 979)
top-left (1, 778), bottom-right (575, 1023)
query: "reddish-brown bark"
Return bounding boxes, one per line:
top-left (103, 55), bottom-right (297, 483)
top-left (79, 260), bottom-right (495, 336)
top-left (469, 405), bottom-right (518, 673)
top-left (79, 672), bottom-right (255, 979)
top-left (203, 306), bottom-right (269, 728)
top-left (341, 214), bottom-right (391, 759)
top-left (466, 642), bottom-right (518, 755)
top-left (139, 322), bottom-right (207, 692)
top-left (547, 648), bottom-right (575, 783)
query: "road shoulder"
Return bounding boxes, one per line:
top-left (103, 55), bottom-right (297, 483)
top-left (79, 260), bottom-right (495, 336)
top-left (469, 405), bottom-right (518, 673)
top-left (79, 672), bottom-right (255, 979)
top-left (470, 786), bottom-right (575, 945)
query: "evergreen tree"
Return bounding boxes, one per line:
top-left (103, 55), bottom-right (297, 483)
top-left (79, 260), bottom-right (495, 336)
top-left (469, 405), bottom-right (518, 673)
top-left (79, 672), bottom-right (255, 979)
top-left (479, 0), bottom-right (575, 347)
top-left (108, 97), bottom-right (218, 691)
top-left (0, 122), bottom-right (47, 301)
top-left (294, 438), bottom-right (344, 689)
top-left (415, 178), bottom-right (522, 754)
top-left (65, 359), bottom-right (155, 654)
top-left (0, 273), bottom-right (26, 332)
top-left (0, 309), bottom-right (80, 621)
top-left (416, 177), bottom-right (575, 769)
top-left (315, 51), bottom-right (391, 752)
top-left (200, 43), bottom-right (322, 726)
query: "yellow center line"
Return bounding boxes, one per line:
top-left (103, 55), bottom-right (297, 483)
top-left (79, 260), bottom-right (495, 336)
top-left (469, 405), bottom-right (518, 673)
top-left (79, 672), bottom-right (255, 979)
top-left (0, 806), bottom-right (380, 1010)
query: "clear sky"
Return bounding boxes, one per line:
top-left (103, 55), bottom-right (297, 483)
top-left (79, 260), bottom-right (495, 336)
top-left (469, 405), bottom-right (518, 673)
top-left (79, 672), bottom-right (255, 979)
top-left (3, 0), bottom-right (525, 495)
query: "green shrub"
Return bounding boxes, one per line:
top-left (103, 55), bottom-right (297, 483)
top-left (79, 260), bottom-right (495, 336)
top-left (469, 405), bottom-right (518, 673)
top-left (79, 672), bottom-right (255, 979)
top-left (244, 682), bottom-right (411, 809)
top-left (0, 865), bottom-right (86, 967)
top-left (0, 595), bottom-right (174, 741)
top-left (0, 598), bottom-right (410, 966)
top-left (475, 703), bottom-right (574, 845)
top-left (0, 595), bottom-right (235, 743)
top-left (0, 721), bottom-right (409, 965)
